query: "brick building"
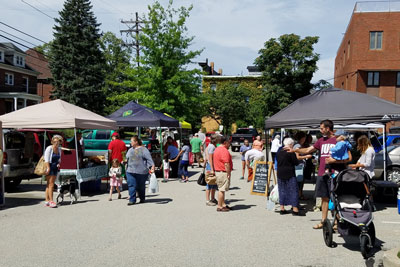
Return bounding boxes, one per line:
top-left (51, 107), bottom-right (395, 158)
top-left (0, 43), bottom-right (41, 115)
top-left (25, 49), bottom-right (53, 102)
top-left (199, 60), bottom-right (262, 132)
top-left (334, 1), bottom-right (400, 104)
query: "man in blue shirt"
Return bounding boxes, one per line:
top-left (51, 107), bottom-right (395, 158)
top-left (166, 137), bottom-right (180, 178)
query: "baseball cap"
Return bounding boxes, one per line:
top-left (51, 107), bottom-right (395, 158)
top-left (112, 132), bottom-right (119, 137)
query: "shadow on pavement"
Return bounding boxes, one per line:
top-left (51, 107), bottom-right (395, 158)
top-left (144, 198), bottom-right (173, 204)
top-left (1, 197), bottom-right (43, 210)
top-left (5, 183), bottom-right (46, 193)
top-left (226, 199), bottom-right (244, 204)
top-left (333, 234), bottom-right (384, 260)
top-left (229, 186), bottom-right (241, 190)
top-left (231, 204), bottom-right (256, 211)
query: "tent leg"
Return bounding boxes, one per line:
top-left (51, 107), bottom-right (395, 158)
top-left (265, 129), bottom-right (269, 162)
top-left (383, 126), bottom-right (387, 181)
top-left (160, 127), bottom-right (164, 179)
top-left (41, 131), bottom-right (47, 185)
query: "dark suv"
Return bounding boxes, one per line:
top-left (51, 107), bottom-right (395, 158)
top-left (230, 128), bottom-right (259, 152)
top-left (3, 130), bottom-right (35, 188)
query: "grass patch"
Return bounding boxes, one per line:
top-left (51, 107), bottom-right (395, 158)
top-left (397, 250), bottom-right (400, 259)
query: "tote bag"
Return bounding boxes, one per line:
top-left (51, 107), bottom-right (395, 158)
top-left (34, 156), bottom-right (47, 176)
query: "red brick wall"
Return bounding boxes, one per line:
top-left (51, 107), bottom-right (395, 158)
top-left (37, 82), bottom-right (53, 102)
top-left (0, 68), bottom-right (37, 92)
top-left (335, 11), bottom-right (400, 104)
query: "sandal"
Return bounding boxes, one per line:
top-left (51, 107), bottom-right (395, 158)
top-left (313, 222), bottom-right (323, 229)
top-left (49, 201), bottom-right (57, 208)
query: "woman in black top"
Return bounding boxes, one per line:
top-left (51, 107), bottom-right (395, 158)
top-left (276, 137), bottom-right (300, 215)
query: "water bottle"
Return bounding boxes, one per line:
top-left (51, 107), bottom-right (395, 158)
top-left (397, 188), bottom-right (400, 215)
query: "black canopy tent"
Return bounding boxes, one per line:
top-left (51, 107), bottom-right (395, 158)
top-left (265, 87), bottom-right (400, 129)
top-left (265, 87), bottom-right (400, 182)
top-left (107, 101), bottom-right (180, 128)
top-left (107, 101), bottom-right (180, 178)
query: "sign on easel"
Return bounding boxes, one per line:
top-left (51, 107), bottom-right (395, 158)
top-left (250, 161), bottom-right (276, 196)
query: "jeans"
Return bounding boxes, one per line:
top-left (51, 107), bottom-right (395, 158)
top-left (126, 172), bottom-right (148, 203)
top-left (179, 160), bottom-right (189, 177)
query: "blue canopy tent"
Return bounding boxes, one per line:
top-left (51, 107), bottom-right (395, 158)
top-left (107, 102), bottom-right (180, 178)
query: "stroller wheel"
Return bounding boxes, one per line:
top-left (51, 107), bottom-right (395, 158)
top-left (360, 234), bottom-right (371, 259)
top-left (56, 194), bottom-right (62, 204)
top-left (323, 219), bottom-right (333, 247)
top-left (368, 222), bottom-right (376, 247)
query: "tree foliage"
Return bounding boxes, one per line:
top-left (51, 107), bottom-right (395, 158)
top-left (255, 34), bottom-right (319, 115)
top-left (204, 83), bottom-right (248, 134)
top-left (49, 0), bottom-right (106, 114)
top-left (114, 0), bottom-right (203, 126)
top-left (100, 32), bottom-right (131, 114)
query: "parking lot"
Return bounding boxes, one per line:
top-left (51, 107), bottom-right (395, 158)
top-left (1, 152), bottom-right (399, 267)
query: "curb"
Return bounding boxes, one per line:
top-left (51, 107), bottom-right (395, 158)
top-left (383, 248), bottom-right (400, 267)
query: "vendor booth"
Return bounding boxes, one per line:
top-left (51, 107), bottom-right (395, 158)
top-left (0, 100), bottom-right (117, 199)
top-left (265, 87), bottom-right (400, 184)
top-left (107, 101), bottom-right (180, 176)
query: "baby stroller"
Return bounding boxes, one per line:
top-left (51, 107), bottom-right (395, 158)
top-left (322, 169), bottom-right (375, 259)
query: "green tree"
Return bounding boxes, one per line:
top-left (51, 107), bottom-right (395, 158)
top-left (313, 79), bottom-right (332, 91)
top-left (49, 0), bottom-right (106, 114)
top-left (100, 32), bottom-right (132, 114)
top-left (116, 0), bottom-right (203, 126)
top-left (255, 34), bottom-right (319, 112)
top-left (204, 83), bottom-right (248, 134)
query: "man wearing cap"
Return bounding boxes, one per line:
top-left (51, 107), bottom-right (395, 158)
top-left (245, 140), bottom-right (265, 182)
top-left (108, 132), bottom-right (127, 164)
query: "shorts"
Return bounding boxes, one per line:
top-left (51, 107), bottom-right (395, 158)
top-left (49, 163), bottom-right (59, 176)
top-left (315, 175), bottom-right (330, 198)
top-left (194, 152), bottom-right (202, 162)
top-left (216, 172), bottom-right (230, 192)
top-left (206, 184), bottom-right (218, 190)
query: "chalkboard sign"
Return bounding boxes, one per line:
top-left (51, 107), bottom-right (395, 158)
top-left (250, 161), bottom-right (275, 196)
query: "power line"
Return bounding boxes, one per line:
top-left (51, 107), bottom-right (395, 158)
top-left (21, 0), bottom-right (54, 20)
top-left (0, 21), bottom-right (46, 43)
top-left (0, 34), bottom-right (47, 60)
top-left (0, 29), bottom-right (39, 47)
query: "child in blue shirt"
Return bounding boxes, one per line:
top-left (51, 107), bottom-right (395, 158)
top-left (326, 130), bottom-right (352, 177)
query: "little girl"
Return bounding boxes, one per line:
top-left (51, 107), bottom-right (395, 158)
top-left (108, 159), bottom-right (122, 201)
top-left (162, 153), bottom-right (170, 182)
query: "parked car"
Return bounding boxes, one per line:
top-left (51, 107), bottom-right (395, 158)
top-left (230, 128), bottom-right (258, 152)
top-left (17, 129), bottom-right (65, 164)
top-left (81, 129), bottom-right (151, 157)
top-left (374, 134), bottom-right (400, 152)
top-left (374, 145), bottom-right (400, 185)
top-left (2, 130), bottom-right (35, 188)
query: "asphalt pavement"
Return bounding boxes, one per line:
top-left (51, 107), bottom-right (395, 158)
top-left (0, 151), bottom-right (399, 267)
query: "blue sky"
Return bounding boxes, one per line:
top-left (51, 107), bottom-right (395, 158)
top-left (1, 0), bottom-right (369, 82)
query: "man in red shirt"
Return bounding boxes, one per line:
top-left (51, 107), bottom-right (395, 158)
top-left (213, 136), bottom-right (233, 212)
top-left (108, 132), bottom-right (127, 163)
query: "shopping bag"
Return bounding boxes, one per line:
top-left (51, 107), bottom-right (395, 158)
top-left (189, 152), bottom-right (194, 165)
top-left (148, 173), bottom-right (159, 193)
top-left (197, 171), bottom-right (207, 186)
top-left (34, 156), bottom-right (47, 176)
top-left (269, 184), bottom-right (279, 204)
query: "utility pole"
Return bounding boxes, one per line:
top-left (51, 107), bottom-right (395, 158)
top-left (120, 12), bottom-right (143, 67)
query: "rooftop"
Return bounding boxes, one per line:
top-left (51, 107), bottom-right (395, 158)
top-left (354, 1), bottom-right (400, 13)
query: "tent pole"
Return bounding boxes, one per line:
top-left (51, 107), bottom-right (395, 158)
top-left (138, 127), bottom-right (141, 139)
top-left (74, 128), bottom-right (81, 198)
top-left (160, 127), bottom-right (163, 179)
top-left (383, 125), bottom-right (387, 181)
top-left (265, 129), bottom-right (269, 162)
top-left (42, 130), bottom-right (47, 185)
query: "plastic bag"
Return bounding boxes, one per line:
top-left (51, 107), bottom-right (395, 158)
top-left (269, 184), bottom-right (279, 204)
top-left (148, 173), bottom-right (159, 193)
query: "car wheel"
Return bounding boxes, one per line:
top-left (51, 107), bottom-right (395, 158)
top-left (387, 167), bottom-right (400, 185)
top-left (5, 178), bottom-right (22, 190)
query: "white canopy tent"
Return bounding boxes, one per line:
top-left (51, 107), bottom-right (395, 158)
top-left (0, 100), bottom-right (117, 199)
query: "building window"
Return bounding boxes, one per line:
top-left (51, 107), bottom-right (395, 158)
top-left (347, 41), bottom-right (350, 59)
top-left (210, 83), bottom-right (217, 91)
top-left (397, 72), bottom-right (400, 87)
top-left (0, 51), bottom-right (3, 62)
top-left (367, 72), bottom-right (379, 86)
top-left (5, 73), bottom-right (14, 85)
top-left (14, 55), bottom-right (25, 67)
top-left (370, 31), bottom-right (383, 50)
top-left (22, 77), bottom-right (29, 92)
